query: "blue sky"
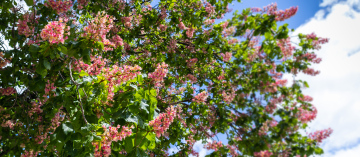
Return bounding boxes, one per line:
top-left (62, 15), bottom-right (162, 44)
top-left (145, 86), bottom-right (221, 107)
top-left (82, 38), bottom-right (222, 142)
top-left (189, 0), bottom-right (360, 157)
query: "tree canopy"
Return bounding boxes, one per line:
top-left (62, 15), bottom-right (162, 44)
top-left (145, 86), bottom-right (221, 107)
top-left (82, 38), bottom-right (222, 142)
top-left (0, 0), bottom-right (332, 156)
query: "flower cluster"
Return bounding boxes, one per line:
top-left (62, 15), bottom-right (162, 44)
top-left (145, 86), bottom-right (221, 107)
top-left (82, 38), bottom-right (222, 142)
top-left (222, 89), bottom-right (235, 104)
top-left (45, 80), bottom-right (57, 95)
top-left (21, 150), bottom-right (42, 157)
top-left (254, 150), bottom-right (273, 157)
top-left (192, 91), bottom-right (208, 104)
top-left (93, 125), bottom-right (133, 157)
top-left (298, 95), bottom-right (313, 102)
top-left (309, 128), bottom-right (333, 144)
top-left (102, 65), bottom-right (142, 101)
top-left (0, 87), bottom-right (16, 96)
top-left (204, 1), bottom-right (215, 17)
top-left (296, 107), bottom-right (317, 123)
top-left (148, 62), bottom-right (169, 84)
top-left (204, 140), bottom-right (223, 151)
top-left (1, 120), bottom-right (15, 130)
top-left (277, 37), bottom-right (295, 58)
top-left (178, 20), bottom-right (186, 30)
top-left (44, 0), bottom-right (73, 14)
top-left (227, 145), bottom-right (239, 157)
top-left (73, 55), bottom-right (107, 76)
top-left (186, 27), bottom-right (195, 38)
top-left (297, 52), bottom-right (322, 64)
top-left (77, 0), bottom-right (89, 9)
top-left (149, 106), bottom-right (176, 138)
top-left (204, 19), bottom-right (215, 25)
top-left (303, 68), bottom-right (320, 76)
top-left (252, 3), bottom-right (298, 21)
top-left (258, 119), bottom-right (278, 136)
top-left (306, 32), bottom-right (329, 50)
top-left (35, 111), bottom-right (65, 144)
top-left (82, 12), bottom-right (115, 51)
top-left (187, 74), bottom-right (198, 83)
top-left (17, 12), bottom-right (38, 37)
top-left (28, 102), bottom-right (43, 117)
top-left (0, 52), bottom-right (10, 68)
top-left (40, 19), bottom-right (69, 44)
top-left (111, 35), bottom-right (124, 48)
top-left (186, 58), bottom-right (198, 68)
top-left (220, 52), bottom-right (232, 62)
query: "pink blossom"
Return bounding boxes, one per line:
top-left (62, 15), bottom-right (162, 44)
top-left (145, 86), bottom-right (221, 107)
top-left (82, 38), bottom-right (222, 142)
top-left (44, 0), bottom-right (73, 14)
top-left (296, 106), bottom-right (317, 123)
top-left (77, 0), bottom-right (89, 9)
top-left (192, 91), bottom-right (208, 104)
top-left (40, 20), bottom-right (67, 44)
top-left (187, 74), bottom-right (198, 83)
top-left (0, 87), bottom-right (16, 95)
top-left (148, 62), bottom-right (169, 85)
top-left (204, 19), bottom-right (215, 25)
top-left (17, 12), bottom-right (38, 37)
top-left (159, 24), bottom-right (167, 32)
top-left (204, 2), bottom-right (215, 17)
top-left (94, 125), bottom-right (133, 156)
top-left (178, 21), bottom-right (186, 30)
top-left (186, 58), bottom-right (198, 67)
top-left (220, 52), bottom-right (232, 62)
top-left (309, 128), bottom-right (333, 144)
top-left (186, 27), bottom-right (195, 38)
top-left (277, 37), bottom-right (295, 58)
top-left (254, 150), bottom-right (273, 157)
top-left (21, 150), bottom-right (42, 157)
top-left (149, 106), bottom-right (176, 137)
top-left (253, 3), bottom-right (298, 21)
top-left (0, 52), bottom-right (10, 68)
top-left (111, 35), bottom-right (124, 48)
top-left (306, 33), bottom-right (329, 50)
top-left (298, 95), bottom-right (313, 102)
top-left (204, 140), bottom-right (223, 151)
top-left (222, 89), bottom-right (235, 103)
top-left (83, 12), bottom-right (115, 51)
top-left (227, 145), bottom-right (239, 156)
top-left (302, 68), bottom-right (320, 76)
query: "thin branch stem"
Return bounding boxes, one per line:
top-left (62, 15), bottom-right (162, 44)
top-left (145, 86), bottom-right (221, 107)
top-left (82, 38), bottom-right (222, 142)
top-left (69, 60), bottom-right (88, 124)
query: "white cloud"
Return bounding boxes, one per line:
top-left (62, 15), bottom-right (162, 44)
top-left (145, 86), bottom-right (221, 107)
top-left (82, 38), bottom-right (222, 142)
top-left (189, 139), bottom-right (213, 157)
top-left (327, 142), bottom-right (360, 157)
top-left (293, 0), bottom-right (360, 156)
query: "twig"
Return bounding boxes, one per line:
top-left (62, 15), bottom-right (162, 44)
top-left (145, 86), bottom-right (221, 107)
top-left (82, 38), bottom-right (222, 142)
top-left (69, 60), bottom-right (88, 124)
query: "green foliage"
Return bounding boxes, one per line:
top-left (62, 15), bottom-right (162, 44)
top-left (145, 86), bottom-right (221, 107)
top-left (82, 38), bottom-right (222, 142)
top-left (0, 0), bottom-right (329, 156)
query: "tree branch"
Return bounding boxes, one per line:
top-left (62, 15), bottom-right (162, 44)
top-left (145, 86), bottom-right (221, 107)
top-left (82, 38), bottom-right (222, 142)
top-left (69, 60), bottom-right (88, 124)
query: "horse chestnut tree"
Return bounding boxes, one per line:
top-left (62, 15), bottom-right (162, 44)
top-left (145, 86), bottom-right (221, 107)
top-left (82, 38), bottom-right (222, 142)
top-left (0, 0), bottom-right (332, 156)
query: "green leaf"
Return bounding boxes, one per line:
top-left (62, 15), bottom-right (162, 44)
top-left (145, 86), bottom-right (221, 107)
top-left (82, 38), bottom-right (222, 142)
top-left (84, 134), bottom-right (94, 145)
top-left (140, 100), bottom-right (149, 114)
top-left (36, 65), bottom-right (47, 76)
top-left (125, 114), bottom-right (138, 124)
top-left (125, 137), bottom-right (134, 153)
top-left (24, 0), bottom-right (34, 6)
top-left (314, 147), bottom-right (324, 155)
top-left (44, 59), bottom-right (51, 70)
top-left (62, 122), bottom-right (74, 135)
top-left (146, 133), bottom-right (156, 150)
top-left (81, 124), bottom-right (93, 135)
top-left (29, 44), bottom-right (40, 52)
top-left (61, 46), bottom-right (68, 54)
top-left (79, 71), bottom-right (89, 77)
